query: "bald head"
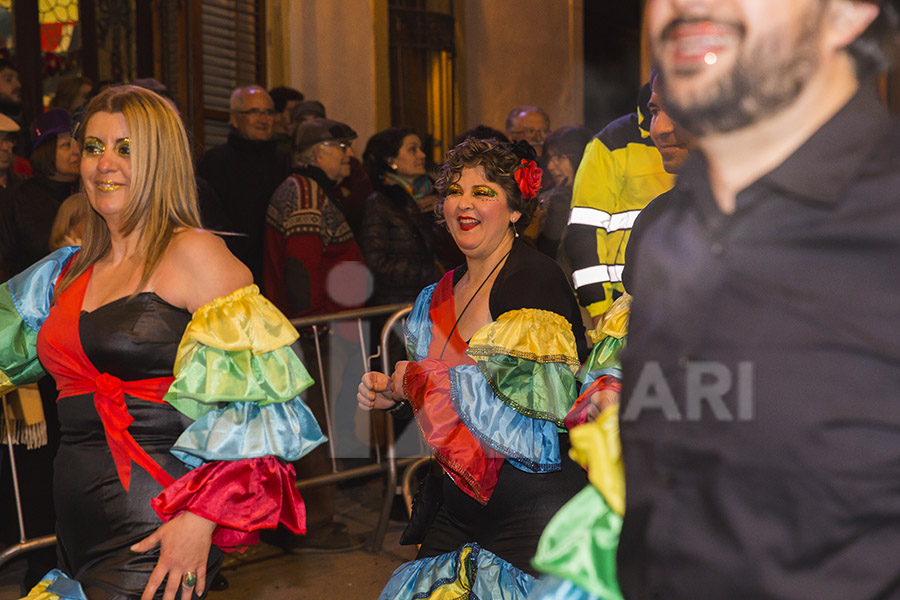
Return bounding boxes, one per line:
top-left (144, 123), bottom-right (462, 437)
top-left (229, 85), bottom-right (275, 141)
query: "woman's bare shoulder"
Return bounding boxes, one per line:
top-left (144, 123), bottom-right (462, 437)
top-left (158, 229), bottom-right (253, 312)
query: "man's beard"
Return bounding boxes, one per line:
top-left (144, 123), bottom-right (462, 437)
top-left (658, 8), bottom-right (824, 136)
top-left (0, 96), bottom-right (21, 116)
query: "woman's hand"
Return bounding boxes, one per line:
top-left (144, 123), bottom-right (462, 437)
top-left (585, 387), bottom-right (620, 422)
top-left (358, 371), bottom-right (399, 411)
top-left (390, 361), bottom-right (410, 400)
top-left (132, 511), bottom-right (216, 600)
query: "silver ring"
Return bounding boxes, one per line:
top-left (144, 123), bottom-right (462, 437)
top-left (182, 572), bottom-right (197, 588)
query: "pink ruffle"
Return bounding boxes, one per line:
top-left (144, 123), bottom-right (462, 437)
top-left (151, 456), bottom-right (306, 552)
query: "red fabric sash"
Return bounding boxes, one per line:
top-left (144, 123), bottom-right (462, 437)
top-left (36, 266), bottom-right (176, 491)
top-left (404, 272), bottom-right (504, 505)
top-left (427, 271), bottom-right (472, 365)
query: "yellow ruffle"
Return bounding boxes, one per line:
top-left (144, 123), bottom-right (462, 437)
top-left (588, 293), bottom-right (631, 345)
top-left (0, 367), bottom-right (13, 395)
top-left (569, 405), bottom-right (625, 516)
top-left (466, 308), bottom-right (580, 368)
top-left (175, 285), bottom-right (299, 374)
top-left (17, 579), bottom-right (59, 600)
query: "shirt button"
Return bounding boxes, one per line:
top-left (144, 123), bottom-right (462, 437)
top-left (710, 241), bottom-right (724, 256)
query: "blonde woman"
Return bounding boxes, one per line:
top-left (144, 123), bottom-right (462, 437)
top-left (3, 85), bottom-right (324, 600)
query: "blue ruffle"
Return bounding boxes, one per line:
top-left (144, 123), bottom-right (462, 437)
top-left (450, 365), bottom-right (561, 473)
top-left (29, 569), bottom-right (87, 600)
top-left (579, 367), bottom-right (622, 394)
top-left (404, 283), bottom-right (436, 361)
top-left (528, 576), bottom-right (605, 600)
top-left (8, 246), bottom-right (80, 331)
top-left (379, 543), bottom-right (535, 600)
top-left (170, 396), bottom-right (326, 468)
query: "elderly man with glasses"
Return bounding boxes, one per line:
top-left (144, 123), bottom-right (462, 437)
top-left (197, 85), bottom-right (292, 283)
top-left (505, 105), bottom-right (551, 158)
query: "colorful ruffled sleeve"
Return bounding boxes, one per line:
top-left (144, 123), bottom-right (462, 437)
top-left (403, 301), bottom-right (581, 505)
top-left (530, 296), bottom-right (631, 600)
top-left (151, 285), bottom-right (326, 551)
top-left (565, 294), bottom-right (630, 429)
top-left (0, 247), bottom-right (80, 393)
top-left (530, 408), bottom-right (625, 600)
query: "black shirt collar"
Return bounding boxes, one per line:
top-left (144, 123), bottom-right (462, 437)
top-left (761, 83), bottom-right (891, 205)
top-left (681, 82), bottom-right (893, 209)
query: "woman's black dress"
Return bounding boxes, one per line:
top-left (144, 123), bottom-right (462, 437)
top-left (46, 291), bottom-right (223, 599)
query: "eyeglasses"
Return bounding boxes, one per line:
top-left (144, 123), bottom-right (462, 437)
top-left (237, 108), bottom-right (275, 118)
top-left (320, 141), bottom-right (351, 152)
top-left (510, 128), bottom-right (550, 138)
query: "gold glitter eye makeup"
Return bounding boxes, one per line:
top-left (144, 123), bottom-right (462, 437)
top-left (114, 138), bottom-right (130, 157)
top-left (447, 183), bottom-right (462, 195)
top-left (473, 186), bottom-right (498, 199)
top-left (83, 137), bottom-right (105, 157)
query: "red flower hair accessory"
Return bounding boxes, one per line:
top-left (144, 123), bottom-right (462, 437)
top-left (514, 159), bottom-right (542, 199)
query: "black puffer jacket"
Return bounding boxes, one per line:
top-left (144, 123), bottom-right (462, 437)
top-left (359, 183), bottom-right (441, 306)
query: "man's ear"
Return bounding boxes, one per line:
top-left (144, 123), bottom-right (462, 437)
top-left (826, 0), bottom-right (880, 51)
top-left (228, 112), bottom-right (238, 129)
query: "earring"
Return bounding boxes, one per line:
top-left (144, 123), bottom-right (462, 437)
top-left (390, 163), bottom-right (398, 171)
top-left (512, 221), bottom-right (519, 238)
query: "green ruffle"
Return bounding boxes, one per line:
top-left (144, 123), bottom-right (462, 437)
top-left (578, 335), bottom-right (626, 382)
top-left (164, 344), bottom-right (314, 421)
top-left (474, 354), bottom-right (577, 427)
top-left (0, 284), bottom-right (45, 393)
top-left (466, 309), bottom-right (580, 426)
top-left (532, 485), bottom-right (624, 600)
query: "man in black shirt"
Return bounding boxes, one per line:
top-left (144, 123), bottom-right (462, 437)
top-left (619, 1), bottom-right (900, 598)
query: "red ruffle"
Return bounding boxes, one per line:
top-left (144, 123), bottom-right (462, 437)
top-left (405, 359), bottom-right (503, 505)
top-left (151, 456), bottom-right (306, 552)
top-left (564, 375), bottom-right (622, 430)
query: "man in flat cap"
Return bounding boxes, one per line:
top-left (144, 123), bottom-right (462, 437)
top-left (264, 117), bottom-right (368, 318)
top-left (263, 118), bottom-right (369, 551)
top-left (0, 113), bottom-right (24, 190)
top-left (0, 113), bottom-right (24, 281)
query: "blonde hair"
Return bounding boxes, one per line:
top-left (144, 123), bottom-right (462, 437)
top-left (49, 193), bottom-right (90, 250)
top-left (56, 84), bottom-right (202, 297)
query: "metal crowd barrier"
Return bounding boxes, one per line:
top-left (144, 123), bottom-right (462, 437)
top-left (0, 302), bottom-right (416, 570)
top-left (287, 303), bottom-right (416, 552)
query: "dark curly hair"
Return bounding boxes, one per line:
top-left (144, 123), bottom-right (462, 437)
top-left (362, 126), bottom-right (417, 182)
top-left (433, 137), bottom-right (541, 229)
